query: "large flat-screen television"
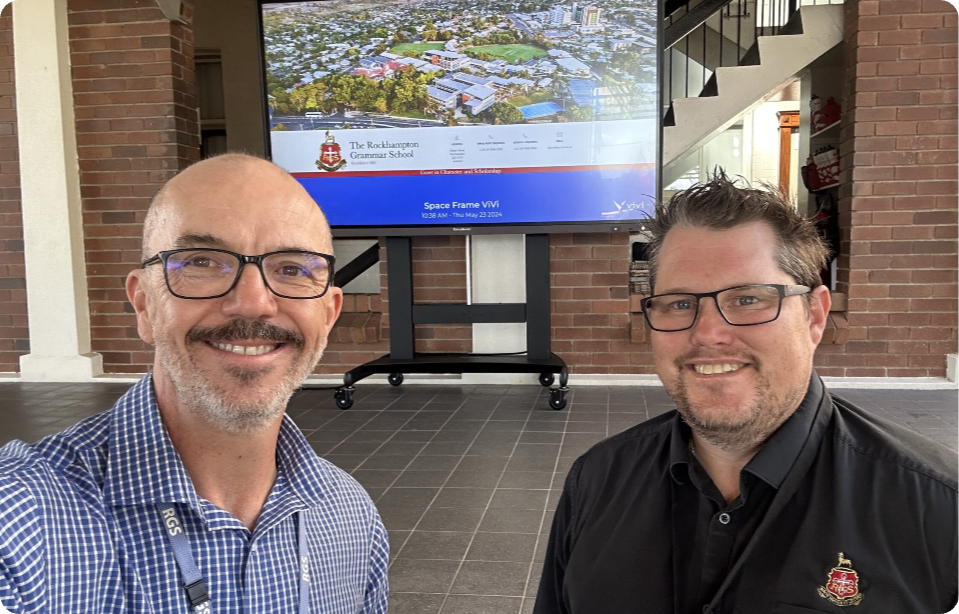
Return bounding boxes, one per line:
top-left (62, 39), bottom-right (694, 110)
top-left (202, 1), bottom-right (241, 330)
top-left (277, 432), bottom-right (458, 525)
top-left (258, 0), bottom-right (660, 236)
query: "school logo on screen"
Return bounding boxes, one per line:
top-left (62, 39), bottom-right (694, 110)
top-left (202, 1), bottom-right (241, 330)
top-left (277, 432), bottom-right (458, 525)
top-left (316, 131), bottom-right (347, 172)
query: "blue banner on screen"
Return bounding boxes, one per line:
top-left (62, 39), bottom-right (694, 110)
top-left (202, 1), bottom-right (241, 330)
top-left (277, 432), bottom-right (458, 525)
top-left (261, 0), bottom-right (660, 231)
top-left (293, 166), bottom-right (655, 227)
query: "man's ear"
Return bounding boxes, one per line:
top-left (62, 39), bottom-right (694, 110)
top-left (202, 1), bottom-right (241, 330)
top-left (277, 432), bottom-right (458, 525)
top-left (807, 285), bottom-right (831, 346)
top-left (323, 286), bottom-right (344, 336)
top-left (126, 270), bottom-right (155, 345)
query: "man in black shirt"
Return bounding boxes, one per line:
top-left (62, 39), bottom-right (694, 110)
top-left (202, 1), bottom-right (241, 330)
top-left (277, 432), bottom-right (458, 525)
top-left (534, 174), bottom-right (958, 614)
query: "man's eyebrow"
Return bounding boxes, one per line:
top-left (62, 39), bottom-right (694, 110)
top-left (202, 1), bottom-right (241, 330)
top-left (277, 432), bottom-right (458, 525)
top-left (173, 234), bottom-right (228, 249)
top-left (172, 234), bottom-right (323, 254)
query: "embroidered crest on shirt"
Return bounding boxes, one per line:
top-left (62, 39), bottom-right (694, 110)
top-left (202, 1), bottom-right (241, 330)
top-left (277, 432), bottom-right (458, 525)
top-left (818, 552), bottom-right (864, 606)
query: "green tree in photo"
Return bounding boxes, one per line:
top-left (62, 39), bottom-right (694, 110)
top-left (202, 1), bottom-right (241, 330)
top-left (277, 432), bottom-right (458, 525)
top-left (483, 101), bottom-right (525, 125)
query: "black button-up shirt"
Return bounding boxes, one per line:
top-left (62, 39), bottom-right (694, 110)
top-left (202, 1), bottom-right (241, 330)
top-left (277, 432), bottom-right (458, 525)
top-left (534, 375), bottom-right (958, 614)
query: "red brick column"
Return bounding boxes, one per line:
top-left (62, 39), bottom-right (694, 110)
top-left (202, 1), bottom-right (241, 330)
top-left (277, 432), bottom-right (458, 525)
top-left (550, 232), bottom-right (642, 374)
top-left (0, 5), bottom-right (27, 373)
top-left (68, 0), bottom-right (200, 373)
top-left (818, 0), bottom-right (958, 377)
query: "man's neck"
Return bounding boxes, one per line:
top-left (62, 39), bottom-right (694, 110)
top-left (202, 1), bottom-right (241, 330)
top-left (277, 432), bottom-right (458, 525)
top-left (690, 433), bottom-right (760, 504)
top-left (158, 398), bottom-right (282, 531)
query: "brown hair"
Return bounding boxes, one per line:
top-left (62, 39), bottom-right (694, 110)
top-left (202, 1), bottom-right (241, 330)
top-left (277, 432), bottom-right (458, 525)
top-left (644, 171), bottom-right (829, 292)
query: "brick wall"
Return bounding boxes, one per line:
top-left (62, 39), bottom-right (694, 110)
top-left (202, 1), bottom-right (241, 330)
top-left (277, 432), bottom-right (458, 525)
top-left (549, 233), bottom-right (647, 374)
top-left (0, 5), bottom-right (27, 373)
top-left (68, 0), bottom-right (200, 373)
top-left (820, 0), bottom-right (958, 377)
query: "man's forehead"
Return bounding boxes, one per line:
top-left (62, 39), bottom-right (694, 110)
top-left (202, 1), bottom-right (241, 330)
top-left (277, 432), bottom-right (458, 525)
top-left (146, 159), bottom-right (331, 252)
top-left (655, 223), bottom-right (782, 290)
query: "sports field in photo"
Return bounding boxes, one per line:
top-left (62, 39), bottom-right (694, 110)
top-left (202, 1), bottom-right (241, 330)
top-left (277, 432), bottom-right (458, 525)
top-left (464, 44), bottom-right (547, 62)
top-left (390, 42), bottom-right (445, 55)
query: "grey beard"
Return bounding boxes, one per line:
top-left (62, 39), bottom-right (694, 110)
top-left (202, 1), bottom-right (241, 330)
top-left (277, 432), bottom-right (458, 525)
top-left (155, 320), bottom-right (322, 434)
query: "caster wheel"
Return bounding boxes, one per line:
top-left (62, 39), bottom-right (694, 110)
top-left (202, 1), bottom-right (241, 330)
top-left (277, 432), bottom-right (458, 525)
top-left (538, 372), bottom-right (555, 387)
top-left (548, 387), bottom-right (568, 410)
top-left (388, 373), bottom-right (404, 386)
top-left (334, 388), bottom-right (354, 410)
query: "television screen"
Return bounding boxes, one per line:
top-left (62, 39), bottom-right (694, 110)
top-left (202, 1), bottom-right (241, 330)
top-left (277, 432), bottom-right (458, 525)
top-left (259, 0), bottom-right (660, 235)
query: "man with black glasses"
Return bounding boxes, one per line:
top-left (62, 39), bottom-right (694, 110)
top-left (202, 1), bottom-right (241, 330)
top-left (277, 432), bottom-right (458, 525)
top-left (535, 174), bottom-right (957, 614)
top-left (0, 154), bottom-right (388, 613)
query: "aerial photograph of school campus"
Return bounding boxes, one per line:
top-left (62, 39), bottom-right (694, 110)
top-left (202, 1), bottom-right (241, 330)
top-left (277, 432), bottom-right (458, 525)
top-left (262, 0), bottom-right (658, 130)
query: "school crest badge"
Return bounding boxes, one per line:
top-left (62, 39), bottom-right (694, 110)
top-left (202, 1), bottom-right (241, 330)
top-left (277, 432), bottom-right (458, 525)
top-left (316, 131), bottom-right (347, 172)
top-left (818, 553), bottom-right (864, 606)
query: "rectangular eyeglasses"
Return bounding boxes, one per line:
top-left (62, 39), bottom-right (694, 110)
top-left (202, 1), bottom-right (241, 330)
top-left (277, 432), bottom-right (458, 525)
top-left (142, 248), bottom-right (336, 300)
top-left (641, 284), bottom-right (811, 332)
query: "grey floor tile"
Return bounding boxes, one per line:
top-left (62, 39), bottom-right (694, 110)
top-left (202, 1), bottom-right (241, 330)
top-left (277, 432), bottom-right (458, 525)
top-left (450, 560), bottom-right (529, 596)
top-left (388, 593), bottom-right (446, 614)
top-left (466, 532), bottom-right (537, 563)
top-left (432, 487), bottom-right (495, 509)
top-left (390, 559), bottom-right (460, 593)
top-left (398, 531), bottom-right (474, 561)
top-left (478, 509), bottom-right (544, 534)
top-left (407, 455), bottom-right (463, 472)
top-left (380, 506), bottom-right (426, 531)
top-left (498, 471), bottom-right (554, 489)
top-left (358, 453), bottom-right (417, 470)
top-left (489, 489), bottom-right (549, 510)
top-left (441, 595), bottom-right (523, 614)
top-left (417, 507), bottom-right (486, 532)
top-left (445, 470), bottom-right (504, 488)
top-left (394, 470), bottom-right (454, 488)
top-left (377, 487), bottom-right (440, 509)
top-left (351, 469), bottom-right (402, 489)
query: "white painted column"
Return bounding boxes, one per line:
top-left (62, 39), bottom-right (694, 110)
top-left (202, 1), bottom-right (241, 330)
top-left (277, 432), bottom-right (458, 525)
top-left (14, 0), bottom-right (102, 381)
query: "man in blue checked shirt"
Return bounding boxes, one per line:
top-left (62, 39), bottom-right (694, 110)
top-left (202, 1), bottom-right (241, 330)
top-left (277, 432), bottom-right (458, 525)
top-left (0, 154), bottom-right (389, 613)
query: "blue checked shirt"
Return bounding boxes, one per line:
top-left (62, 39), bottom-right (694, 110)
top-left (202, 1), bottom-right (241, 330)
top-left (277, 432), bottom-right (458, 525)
top-left (0, 375), bottom-right (389, 613)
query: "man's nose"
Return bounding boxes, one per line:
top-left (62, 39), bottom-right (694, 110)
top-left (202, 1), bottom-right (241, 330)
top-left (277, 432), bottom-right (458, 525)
top-left (689, 297), bottom-right (734, 344)
top-left (221, 263), bottom-right (279, 319)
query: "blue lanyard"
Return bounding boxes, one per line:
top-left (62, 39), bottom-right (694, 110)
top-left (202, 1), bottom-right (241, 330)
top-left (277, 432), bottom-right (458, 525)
top-left (157, 504), bottom-right (311, 613)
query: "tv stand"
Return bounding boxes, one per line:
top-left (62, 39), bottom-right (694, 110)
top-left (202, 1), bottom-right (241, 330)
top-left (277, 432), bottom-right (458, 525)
top-left (332, 234), bottom-right (569, 410)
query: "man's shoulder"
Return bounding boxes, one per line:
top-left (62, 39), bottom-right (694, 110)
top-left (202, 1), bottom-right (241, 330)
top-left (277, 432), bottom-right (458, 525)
top-left (314, 456), bottom-right (377, 503)
top-left (0, 409), bottom-right (113, 508)
top-left (828, 392), bottom-right (958, 491)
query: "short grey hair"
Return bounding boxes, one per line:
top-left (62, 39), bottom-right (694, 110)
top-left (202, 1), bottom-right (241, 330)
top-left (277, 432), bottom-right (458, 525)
top-left (644, 171), bottom-right (829, 292)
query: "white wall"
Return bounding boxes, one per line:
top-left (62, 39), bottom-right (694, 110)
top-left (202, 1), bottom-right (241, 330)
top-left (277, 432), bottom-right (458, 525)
top-left (748, 100), bottom-right (799, 189)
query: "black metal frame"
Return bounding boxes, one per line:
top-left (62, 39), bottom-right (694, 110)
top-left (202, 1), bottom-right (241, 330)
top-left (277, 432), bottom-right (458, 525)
top-left (332, 234), bottom-right (569, 410)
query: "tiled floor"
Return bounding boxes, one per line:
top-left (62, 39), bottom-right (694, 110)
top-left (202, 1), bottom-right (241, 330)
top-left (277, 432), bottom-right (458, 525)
top-left (0, 381), bottom-right (956, 613)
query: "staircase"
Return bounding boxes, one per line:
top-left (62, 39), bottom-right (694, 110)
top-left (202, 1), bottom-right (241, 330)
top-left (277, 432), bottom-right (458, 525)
top-left (663, 3), bottom-right (844, 172)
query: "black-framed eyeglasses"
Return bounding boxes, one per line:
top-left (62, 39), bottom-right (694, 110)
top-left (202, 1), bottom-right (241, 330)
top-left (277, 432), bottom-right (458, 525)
top-left (142, 249), bottom-right (336, 300)
top-left (641, 284), bottom-right (811, 332)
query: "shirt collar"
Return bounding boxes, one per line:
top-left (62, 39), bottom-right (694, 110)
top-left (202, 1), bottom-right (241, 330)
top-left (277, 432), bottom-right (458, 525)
top-left (744, 373), bottom-right (823, 489)
top-left (102, 374), bottom-right (200, 509)
top-left (102, 374), bottom-right (334, 512)
top-left (668, 372), bottom-right (825, 488)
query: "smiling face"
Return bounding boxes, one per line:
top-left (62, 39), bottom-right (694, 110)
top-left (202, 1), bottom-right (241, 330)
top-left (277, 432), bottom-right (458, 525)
top-left (126, 156), bottom-right (342, 433)
top-left (650, 222), bottom-right (829, 452)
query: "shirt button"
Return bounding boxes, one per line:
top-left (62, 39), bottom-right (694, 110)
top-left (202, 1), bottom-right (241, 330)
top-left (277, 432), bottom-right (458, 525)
top-left (250, 544), bottom-right (257, 553)
top-left (718, 512), bottom-right (731, 525)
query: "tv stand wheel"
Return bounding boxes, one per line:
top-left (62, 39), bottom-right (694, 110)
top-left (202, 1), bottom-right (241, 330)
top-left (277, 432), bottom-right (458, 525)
top-left (388, 373), bottom-right (404, 386)
top-left (548, 387), bottom-right (568, 411)
top-left (334, 387), bottom-right (354, 410)
top-left (538, 372), bottom-right (555, 387)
